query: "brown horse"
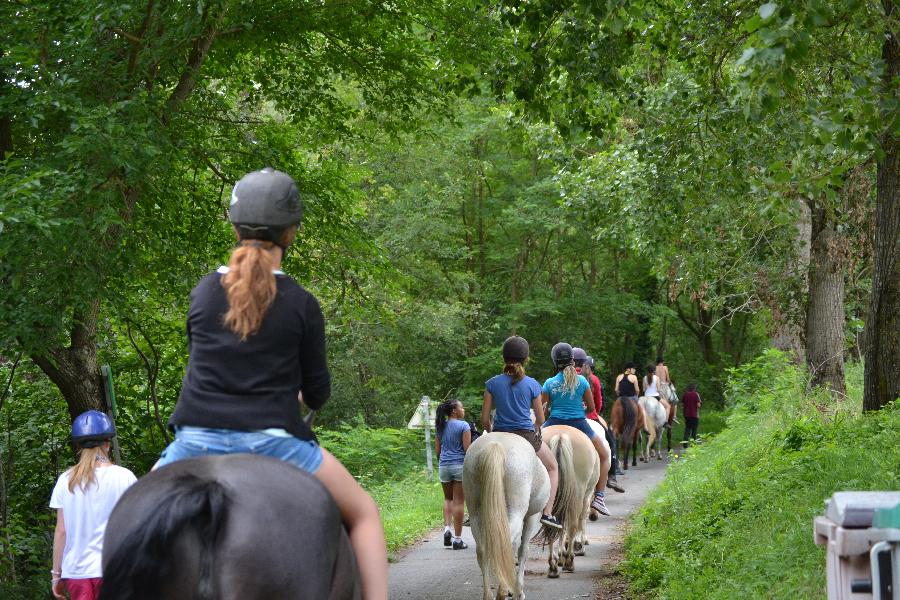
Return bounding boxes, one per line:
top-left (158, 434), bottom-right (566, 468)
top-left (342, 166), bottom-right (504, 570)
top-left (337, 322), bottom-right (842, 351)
top-left (610, 396), bottom-right (643, 469)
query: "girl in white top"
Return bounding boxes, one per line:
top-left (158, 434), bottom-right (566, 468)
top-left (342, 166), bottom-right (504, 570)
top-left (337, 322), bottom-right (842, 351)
top-left (643, 365), bottom-right (671, 428)
top-left (50, 411), bottom-right (136, 600)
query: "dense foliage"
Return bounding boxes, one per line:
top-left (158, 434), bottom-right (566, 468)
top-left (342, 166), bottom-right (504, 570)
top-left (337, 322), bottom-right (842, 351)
top-left (625, 352), bottom-right (900, 598)
top-left (1, 0), bottom-right (896, 596)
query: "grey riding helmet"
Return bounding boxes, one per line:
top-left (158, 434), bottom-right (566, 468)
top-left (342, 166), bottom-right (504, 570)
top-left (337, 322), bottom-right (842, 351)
top-left (572, 346), bottom-right (588, 366)
top-left (229, 168), bottom-right (303, 247)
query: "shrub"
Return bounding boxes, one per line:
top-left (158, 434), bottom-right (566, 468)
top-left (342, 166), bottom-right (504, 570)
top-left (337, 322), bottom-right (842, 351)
top-left (624, 354), bottom-right (900, 599)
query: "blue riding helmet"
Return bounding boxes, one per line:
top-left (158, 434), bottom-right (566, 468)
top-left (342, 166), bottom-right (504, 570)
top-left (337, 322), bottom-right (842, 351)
top-left (72, 410), bottom-right (116, 447)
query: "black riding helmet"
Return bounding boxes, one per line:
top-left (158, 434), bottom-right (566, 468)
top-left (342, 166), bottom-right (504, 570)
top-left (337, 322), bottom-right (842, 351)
top-left (229, 168), bottom-right (303, 248)
top-left (550, 342), bottom-right (574, 370)
top-left (502, 336), bottom-right (529, 362)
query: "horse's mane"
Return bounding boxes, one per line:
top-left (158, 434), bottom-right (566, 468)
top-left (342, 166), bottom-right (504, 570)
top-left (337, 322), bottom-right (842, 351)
top-left (99, 473), bottom-right (230, 600)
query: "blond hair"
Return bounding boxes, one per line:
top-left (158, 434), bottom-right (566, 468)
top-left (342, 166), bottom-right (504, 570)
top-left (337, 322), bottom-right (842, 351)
top-left (67, 446), bottom-right (107, 493)
top-left (561, 364), bottom-right (578, 392)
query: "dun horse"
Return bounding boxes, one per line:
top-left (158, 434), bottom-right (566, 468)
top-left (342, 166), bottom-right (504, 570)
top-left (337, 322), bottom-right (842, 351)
top-left (537, 425), bottom-right (600, 577)
top-left (463, 432), bottom-right (550, 600)
top-left (99, 454), bottom-right (359, 600)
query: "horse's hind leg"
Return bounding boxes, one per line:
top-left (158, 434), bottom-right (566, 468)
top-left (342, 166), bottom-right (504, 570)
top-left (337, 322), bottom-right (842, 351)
top-left (547, 536), bottom-right (559, 579)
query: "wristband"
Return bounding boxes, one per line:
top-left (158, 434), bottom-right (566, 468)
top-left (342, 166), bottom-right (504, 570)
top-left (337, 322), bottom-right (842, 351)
top-left (51, 570), bottom-right (61, 575)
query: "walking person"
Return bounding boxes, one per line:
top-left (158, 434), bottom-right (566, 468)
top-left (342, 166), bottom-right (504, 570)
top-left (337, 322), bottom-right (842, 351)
top-left (541, 343), bottom-right (612, 516)
top-left (435, 399), bottom-right (471, 550)
top-left (681, 384), bottom-right (702, 447)
top-left (154, 168), bottom-right (388, 600)
top-left (482, 335), bottom-right (562, 529)
top-left (50, 411), bottom-right (137, 600)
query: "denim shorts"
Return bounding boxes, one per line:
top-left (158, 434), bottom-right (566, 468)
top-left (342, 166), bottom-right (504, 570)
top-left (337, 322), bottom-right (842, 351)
top-left (438, 462), bottom-right (464, 483)
top-left (541, 417), bottom-right (598, 440)
top-left (156, 427), bottom-right (323, 474)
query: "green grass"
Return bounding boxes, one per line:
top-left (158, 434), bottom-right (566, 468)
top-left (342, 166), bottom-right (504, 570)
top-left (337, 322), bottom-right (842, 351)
top-left (624, 351), bottom-right (900, 599)
top-left (368, 471), bottom-right (443, 559)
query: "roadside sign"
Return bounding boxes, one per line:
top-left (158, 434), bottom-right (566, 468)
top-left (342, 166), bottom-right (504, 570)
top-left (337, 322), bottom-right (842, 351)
top-left (406, 397), bottom-right (438, 429)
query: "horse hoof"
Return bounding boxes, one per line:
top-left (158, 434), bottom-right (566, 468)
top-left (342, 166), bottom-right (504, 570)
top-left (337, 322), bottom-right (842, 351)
top-left (574, 548), bottom-right (585, 557)
top-left (548, 570), bottom-right (559, 579)
top-left (563, 566), bottom-right (574, 573)
top-left (588, 510), bottom-right (598, 522)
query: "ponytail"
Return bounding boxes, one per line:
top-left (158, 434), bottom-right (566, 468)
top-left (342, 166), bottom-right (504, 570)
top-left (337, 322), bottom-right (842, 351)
top-left (435, 400), bottom-right (458, 437)
top-left (222, 241), bottom-right (278, 340)
top-left (503, 361), bottom-right (526, 384)
top-left (67, 446), bottom-right (107, 493)
top-left (562, 364), bottom-right (578, 392)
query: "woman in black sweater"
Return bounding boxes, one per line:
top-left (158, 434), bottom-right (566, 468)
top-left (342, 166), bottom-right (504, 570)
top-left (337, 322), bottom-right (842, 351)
top-left (156, 168), bottom-right (387, 600)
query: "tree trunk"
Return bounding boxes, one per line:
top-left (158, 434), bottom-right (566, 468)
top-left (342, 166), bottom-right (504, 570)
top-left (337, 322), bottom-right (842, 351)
top-left (772, 198), bottom-right (810, 364)
top-left (806, 203), bottom-right (846, 395)
top-left (656, 314), bottom-right (668, 361)
top-left (30, 301), bottom-right (103, 421)
top-left (863, 0), bottom-right (900, 411)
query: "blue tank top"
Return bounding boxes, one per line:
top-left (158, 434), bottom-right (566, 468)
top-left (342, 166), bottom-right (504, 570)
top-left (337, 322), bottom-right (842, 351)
top-left (542, 372), bottom-right (590, 420)
top-left (439, 419), bottom-right (469, 465)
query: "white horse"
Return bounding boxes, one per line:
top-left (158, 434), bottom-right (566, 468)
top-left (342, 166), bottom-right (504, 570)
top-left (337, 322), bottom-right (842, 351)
top-left (638, 395), bottom-right (668, 461)
top-left (463, 432), bottom-right (550, 600)
top-left (585, 419), bottom-right (611, 525)
top-left (539, 425), bottom-right (600, 577)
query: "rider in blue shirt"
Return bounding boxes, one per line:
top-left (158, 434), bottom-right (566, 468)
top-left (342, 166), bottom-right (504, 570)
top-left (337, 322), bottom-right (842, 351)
top-left (541, 342), bottom-right (613, 516)
top-left (481, 336), bottom-right (561, 529)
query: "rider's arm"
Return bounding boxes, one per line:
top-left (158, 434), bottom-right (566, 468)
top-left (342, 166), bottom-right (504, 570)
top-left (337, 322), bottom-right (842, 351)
top-left (299, 295), bottom-right (331, 410)
top-left (583, 386), bottom-right (596, 415)
top-left (461, 428), bottom-right (472, 451)
top-left (531, 395), bottom-right (545, 428)
top-left (614, 374), bottom-right (622, 396)
top-left (481, 390), bottom-right (493, 433)
top-left (540, 391), bottom-right (550, 418)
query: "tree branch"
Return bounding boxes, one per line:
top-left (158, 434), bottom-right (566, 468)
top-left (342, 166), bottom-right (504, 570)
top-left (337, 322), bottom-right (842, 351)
top-left (163, 6), bottom-right (226, 122)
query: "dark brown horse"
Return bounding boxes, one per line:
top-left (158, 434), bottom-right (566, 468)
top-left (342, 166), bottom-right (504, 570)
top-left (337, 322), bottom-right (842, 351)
top-left (611, 396), bottom-right (643, 469)
top-left (99, 454), bottom-right (359, 600)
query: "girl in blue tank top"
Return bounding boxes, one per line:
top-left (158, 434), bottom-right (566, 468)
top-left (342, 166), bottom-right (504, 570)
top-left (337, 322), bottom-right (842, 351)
top-left (435, 399), bottom-right (471, 549)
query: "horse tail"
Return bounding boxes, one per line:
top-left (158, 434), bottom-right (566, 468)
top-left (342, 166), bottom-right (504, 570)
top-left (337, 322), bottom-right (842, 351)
top-left (641, 399), bottom-right (657, 448)
top-left (622, 396), bottom-right (639, 443)
top-left (532, 433), bottom-right (574, 546)
top-left (99, 474), bottom-right (229, 600)
top-left (477, 441), bottom-right (516, 594)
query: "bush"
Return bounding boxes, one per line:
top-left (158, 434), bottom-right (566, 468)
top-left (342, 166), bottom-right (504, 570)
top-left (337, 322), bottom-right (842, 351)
top-left (318, 421), bottom-right (429, 486)
top-left (624, 352), bottom-right (900, 599)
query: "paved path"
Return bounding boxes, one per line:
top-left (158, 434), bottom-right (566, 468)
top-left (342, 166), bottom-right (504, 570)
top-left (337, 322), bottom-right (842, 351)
top-left (389, 456), bottom-right (671, 599)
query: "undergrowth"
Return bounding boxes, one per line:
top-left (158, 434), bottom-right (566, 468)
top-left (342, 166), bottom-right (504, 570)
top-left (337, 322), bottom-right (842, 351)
top-left (320, 423), bottom-right (443, 557)
top-left (624, 349), bottom-right (900, 599)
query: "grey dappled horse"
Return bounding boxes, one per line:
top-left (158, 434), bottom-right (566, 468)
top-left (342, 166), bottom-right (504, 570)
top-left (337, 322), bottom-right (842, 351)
top-left (464, 432), bottom-right (550, 600)
top-left (99, 454), bottom-right (359, 600)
